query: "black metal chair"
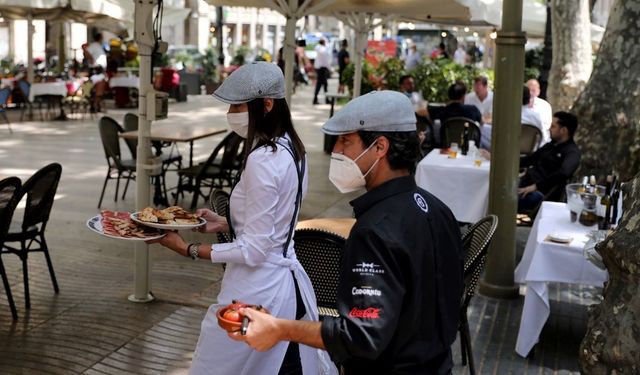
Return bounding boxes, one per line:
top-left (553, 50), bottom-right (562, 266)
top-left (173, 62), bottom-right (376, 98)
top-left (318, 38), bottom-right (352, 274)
top-left (97, 116), bottom-right (136, 208)
top-left (122, 112), bottom-right (183, 170)
top-left (458, 214), bottom-right (498, 375)
top-left (209, 189), bottom-right (233, 244)
top-left (0, 177), bottom-right (22, 320)
top-left (441, 117), bottom-right (481, 148)
top-left (175, 132), bottom-right (245, 209)
top-left (0, 87), bottom-right (12, 133)
top-left (520, 123), bottom-right (543, 156)
top-left (293, 228), bottom-right (346, 318)
top-left (2, 163), bottom-right (62, 311)
top-left (16, 80), bottom-right (44, 122)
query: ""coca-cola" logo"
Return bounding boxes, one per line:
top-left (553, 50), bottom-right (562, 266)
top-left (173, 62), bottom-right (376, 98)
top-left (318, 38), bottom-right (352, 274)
top-left (348, 307), bottom-right (381, 319)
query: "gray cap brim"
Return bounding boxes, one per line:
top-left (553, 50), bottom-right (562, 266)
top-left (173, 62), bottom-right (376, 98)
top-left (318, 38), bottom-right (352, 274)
top-left (322, 90), bottom-right (417, 135)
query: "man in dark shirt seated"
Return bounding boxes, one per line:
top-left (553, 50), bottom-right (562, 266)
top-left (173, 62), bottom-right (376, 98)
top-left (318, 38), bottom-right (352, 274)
top-left (437, 81), bottom-right (482, 125)
top-left (228, 91), bottom-right (464, 374)
top-left (518, 111), bottom-right (581, 212)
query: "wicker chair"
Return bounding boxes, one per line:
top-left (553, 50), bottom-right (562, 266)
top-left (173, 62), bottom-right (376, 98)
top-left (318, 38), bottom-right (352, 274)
top-left (2, 163), bottom-right (62, 310)
top-left (0, 177), bottom-right (22, 320)
top-left (520, 123), bottom-right (543, 155)
top-left (97, 116), bottom-right (136, 208)
top-left (209, 189), bottom-right (233, 244)
top-left (293, 228), bottom-right (346, 318)
top-left (458, 214), bottom-right (498, 375)
top-left (441, 117), bottom-right (481, 148)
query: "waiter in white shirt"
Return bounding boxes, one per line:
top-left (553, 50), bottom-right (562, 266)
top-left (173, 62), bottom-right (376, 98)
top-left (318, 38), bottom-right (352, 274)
top-left (313, 38), bottom-right (333, 105)
top-left (464, 75), bottom-right (493, 123)
top-left (527, 78), bottom-right (553, 140)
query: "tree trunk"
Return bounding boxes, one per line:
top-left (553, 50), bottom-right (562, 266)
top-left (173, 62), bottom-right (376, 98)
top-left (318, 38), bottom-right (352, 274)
top-left (579, 173), bottom-right (640, 373)
top-left (539, 1), bottom-right (552, 100)
top-left (572, 0), bottom-right (640, 182)
top-left (547, 0), bottom-right (592, 111)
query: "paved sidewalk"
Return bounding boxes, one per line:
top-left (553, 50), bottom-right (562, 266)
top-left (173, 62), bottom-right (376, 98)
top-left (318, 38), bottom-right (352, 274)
top-left (0, 81), bottom-right (599, 374)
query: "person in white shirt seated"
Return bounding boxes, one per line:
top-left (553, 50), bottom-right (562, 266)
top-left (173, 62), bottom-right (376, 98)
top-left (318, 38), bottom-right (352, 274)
top-left (464, 75), bottom-right (493, 123)
top-left (479, 86), bottom-right (543, 152)
top-left (527, 78), bottom-right (552, 143)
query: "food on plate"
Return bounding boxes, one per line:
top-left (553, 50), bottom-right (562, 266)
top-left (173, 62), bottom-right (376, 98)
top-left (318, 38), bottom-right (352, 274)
top-left (101, 210), bottom-right (161, 238)
top-left (216, 300), bottom-right (269, 332)
top-left (137, 206), bottom-right (200, 225)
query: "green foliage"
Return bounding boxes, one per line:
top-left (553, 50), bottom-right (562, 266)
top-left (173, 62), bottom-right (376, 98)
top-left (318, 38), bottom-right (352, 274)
top-left (525, 46), bottom-right (544, 82)
top-left (341, 60), bottom-right (376, 95)
top-left (411, 58), bottom-right (493, 103)
top-left (200, 46), bottom-right (219, 83)
top-left (231, 45), bottom-right (250, 66)
top-left (375, 58), bottom-right (406, 91)
top-left (152, 52), bottom-right (170, 68)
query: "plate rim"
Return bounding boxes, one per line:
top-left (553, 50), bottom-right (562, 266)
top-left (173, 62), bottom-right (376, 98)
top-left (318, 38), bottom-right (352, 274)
top-left (86, 215), bottom-right (166, 241)
top-left (548, 233), bottom-right (572, 243)
top-left (130, 211), bottom-right (206, 230)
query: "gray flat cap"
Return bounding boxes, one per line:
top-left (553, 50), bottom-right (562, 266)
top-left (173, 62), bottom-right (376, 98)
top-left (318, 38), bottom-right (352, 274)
top-left (322, 90), bottom-right (417, 135)
top-left (212, 62), bottom-right (285, 104)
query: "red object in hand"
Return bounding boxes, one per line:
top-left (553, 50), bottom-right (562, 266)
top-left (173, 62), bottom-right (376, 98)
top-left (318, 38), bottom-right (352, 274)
top-left (223, 309), bottom-right (242, 322)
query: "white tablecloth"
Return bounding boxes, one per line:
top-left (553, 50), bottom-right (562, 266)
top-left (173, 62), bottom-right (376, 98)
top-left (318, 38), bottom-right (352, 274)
top-left (29, 81), bottom-right (68, 102)
top-left (109, 76), bottom-right (139, 88)
top-left (514, 201), bottom-right (608, 357)
top-left (415, 149), bottom-right (490, 223)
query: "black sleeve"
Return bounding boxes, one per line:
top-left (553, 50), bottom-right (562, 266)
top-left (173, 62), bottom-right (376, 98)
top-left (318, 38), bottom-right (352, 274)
top-left (534, 146), bottom-right (581, 192)
top-left (520, 144), bottom-right (544, 168)
top-left (321, 227), bottom-right (406, 363)
top-left (471, 106), bottom-right (482, 124)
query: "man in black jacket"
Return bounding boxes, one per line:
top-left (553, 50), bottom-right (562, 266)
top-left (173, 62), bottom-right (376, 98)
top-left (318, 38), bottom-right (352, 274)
top-left (230, 91), bottom-right (464, 374)
top-left (518, 111), bottom-right (581, 211)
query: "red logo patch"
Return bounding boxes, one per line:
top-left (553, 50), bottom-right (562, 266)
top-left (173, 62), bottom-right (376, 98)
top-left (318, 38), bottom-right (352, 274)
top-left (348, 307), bottom-right (381, 319)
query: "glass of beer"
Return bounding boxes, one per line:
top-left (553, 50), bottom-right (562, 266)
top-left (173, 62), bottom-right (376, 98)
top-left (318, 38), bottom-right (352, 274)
top-left (449, 142), bottom-right (459, 159)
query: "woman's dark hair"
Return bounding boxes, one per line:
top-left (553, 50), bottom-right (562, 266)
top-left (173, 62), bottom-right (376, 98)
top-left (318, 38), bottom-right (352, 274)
top-left (245, 97), bottom-right (305, 166)
top-left (358, 131), bottom-right (421, 174)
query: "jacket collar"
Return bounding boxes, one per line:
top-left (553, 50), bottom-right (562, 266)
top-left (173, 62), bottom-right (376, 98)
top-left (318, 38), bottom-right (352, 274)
top-left (350, 175), bottom-right (416, 218)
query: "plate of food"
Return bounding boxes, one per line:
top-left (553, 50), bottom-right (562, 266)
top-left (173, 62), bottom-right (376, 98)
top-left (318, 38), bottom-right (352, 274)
top-left (131, 206), bottom-right (206, 230)
top-left (547, 233), bottom-right (573, 244)
top-left (87, 211), bottom-right (165, 241)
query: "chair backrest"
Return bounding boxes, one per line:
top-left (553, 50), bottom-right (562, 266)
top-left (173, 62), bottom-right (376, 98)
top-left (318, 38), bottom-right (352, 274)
top-left (98, 116), bottom-right (126, 169)
top-left (79, 80), bottom-right (94, 99)
top-left (441, 117), bottom-right (481, 147)
top-left (520, 123), bottom-right (543, 155)
top-left (0, 87), bottom-right (11, 106)
top-left (17, 80), bottom-right (30, 102)
top-left (122, 112), bottom-right (139, 159)
top-left (198, 132), bottom-right (245, 181)
top-left (0, 177), bottom-right (22, 244)
top-left (209, 189), bottom-right (233, 244)
top-left (19, 163), bottom-right (62, 230)
top-left (460, 215), bottom-right (498, 303)
top-left (294, 228), bottom-right (346, 310)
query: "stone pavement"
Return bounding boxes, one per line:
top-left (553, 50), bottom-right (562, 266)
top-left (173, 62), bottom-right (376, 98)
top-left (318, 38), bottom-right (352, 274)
top-left (0, 80), bottom-right (600, 374)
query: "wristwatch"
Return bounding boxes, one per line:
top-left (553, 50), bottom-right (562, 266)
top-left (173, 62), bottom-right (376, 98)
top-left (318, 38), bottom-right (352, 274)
top-left (188, 243), bottom-right (201, 260)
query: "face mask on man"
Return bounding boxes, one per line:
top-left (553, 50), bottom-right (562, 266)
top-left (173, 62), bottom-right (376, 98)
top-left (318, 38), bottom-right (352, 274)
top-left (329, 141), bottom-right (380, 193)
top-left (226, 112), bottom-right (249, 138)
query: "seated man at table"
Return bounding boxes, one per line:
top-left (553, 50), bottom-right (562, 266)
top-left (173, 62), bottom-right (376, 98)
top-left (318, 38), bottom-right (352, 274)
top-left (464, 75), bottom-right (493, 124)
top-left (398, 74), bottom-right (432, 149)
top-left (228, 90), bottom-right (464, 374)
top-left (483, 112), bottom-right (581, 212)
top-left (436, 82), bottom-right (482, 146)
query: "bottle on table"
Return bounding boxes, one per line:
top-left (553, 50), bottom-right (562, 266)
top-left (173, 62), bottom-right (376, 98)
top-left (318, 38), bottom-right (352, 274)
top-left (598, 175), bottom-right (613, 230)
top-left (589, 175), bottom-right (597, 194)
top-left (461, 122), bottom-right (470, 155)
top-left (578, 176), bottom-right (589, 193)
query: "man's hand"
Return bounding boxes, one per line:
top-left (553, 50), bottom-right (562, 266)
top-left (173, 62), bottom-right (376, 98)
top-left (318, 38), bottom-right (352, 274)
top-left (194, 208), bottom-right (228, 233)
top-left (228, 308), bottom-right (281, 351)
top-left (518, 183), bottom-right (538, 197)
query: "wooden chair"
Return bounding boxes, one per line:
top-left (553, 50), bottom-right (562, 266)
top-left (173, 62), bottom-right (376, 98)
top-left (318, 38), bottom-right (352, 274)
top-left (0, 177), bottom-right (22, 320)
top-left (441, 117), bottom-right (481, 148)
top-left (458, 214), bottom-right (498, 375)
top-left (294, 228), bottom-right (346, 318)
top-left (520, 123), bottom-right (543, 156)
top-left (2, 164), bottom-right (62, 310)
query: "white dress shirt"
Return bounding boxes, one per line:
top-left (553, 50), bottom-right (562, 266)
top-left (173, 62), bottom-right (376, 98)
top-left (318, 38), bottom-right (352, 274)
top-left (190, 136), bottom-right (337, 375)
top-left (464, 90), bottom-right (494, 117)
top-left (314, 44), bottom-right (332, 69)
top-left (531, 97), bottom-right (553, 144)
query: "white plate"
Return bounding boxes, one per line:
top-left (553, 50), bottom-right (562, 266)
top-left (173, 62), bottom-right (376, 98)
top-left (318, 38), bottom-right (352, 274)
top-left (86, 215), bottom-right (165, 241)
top-left (130, 212), bottom-right (206, 230)
top-left (548, 233), bottom-right (573, 244)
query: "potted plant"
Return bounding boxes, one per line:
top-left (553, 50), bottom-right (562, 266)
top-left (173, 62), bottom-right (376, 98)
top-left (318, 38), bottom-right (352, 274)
top-left (201, 46), bottom-right (219, 95)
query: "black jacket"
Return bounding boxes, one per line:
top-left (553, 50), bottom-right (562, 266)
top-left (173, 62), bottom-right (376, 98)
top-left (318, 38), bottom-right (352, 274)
top-left (520, 139), bottom-right (581, 195)
top-left (436, 102), bottom-right (482, 125)
top-left (321, 176), bottom-right (464, 374)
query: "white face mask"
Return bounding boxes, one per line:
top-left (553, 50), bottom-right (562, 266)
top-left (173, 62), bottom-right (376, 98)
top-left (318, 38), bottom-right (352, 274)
top-left (329, 141), bottom-right (380, 193)
top-left (226, 112), bottom-right (249, 138)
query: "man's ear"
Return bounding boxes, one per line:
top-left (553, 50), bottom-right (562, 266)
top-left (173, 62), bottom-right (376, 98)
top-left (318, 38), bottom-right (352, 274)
top-left (264, 98), bottom-right (274, 113)
top-left (373, 136), bottom-right (390, 158)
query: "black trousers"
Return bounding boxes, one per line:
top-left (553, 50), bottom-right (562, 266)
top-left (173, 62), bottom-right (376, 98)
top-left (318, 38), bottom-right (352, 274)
top-left (278, 273), bottom-right (306, 375)
top-left (314, 67), bottom-right (329, 100)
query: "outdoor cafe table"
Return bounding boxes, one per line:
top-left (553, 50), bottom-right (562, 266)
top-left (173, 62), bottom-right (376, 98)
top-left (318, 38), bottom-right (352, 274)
top-left (120, 123), bottom-right (227, 168)
top-left (28, 81), bottom-right (70, 120)
top-left (296, 218), bottom-right (356, 238)
top-left (109, 76), bottom-right (140, 89)
top-left (514, 201), bottom-right (608, 358)
top-left (415, 149), bottom-right (490, 223)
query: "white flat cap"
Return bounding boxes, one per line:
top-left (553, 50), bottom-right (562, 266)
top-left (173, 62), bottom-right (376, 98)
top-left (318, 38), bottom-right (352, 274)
top-left (212, 62), bottom-right (285, 104)
top-left (322, 90), bottom-right (417, 135)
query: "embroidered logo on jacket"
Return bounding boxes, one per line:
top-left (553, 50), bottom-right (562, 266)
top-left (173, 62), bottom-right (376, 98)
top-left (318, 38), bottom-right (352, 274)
top-left (352, 262), bottom-right (385, 276)
top-left (348, 307), bottom-right (381, 319)
top-left (414, 193), bottom-right (428, 213)
top-left (352, 287), bottom-right (382, 296)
